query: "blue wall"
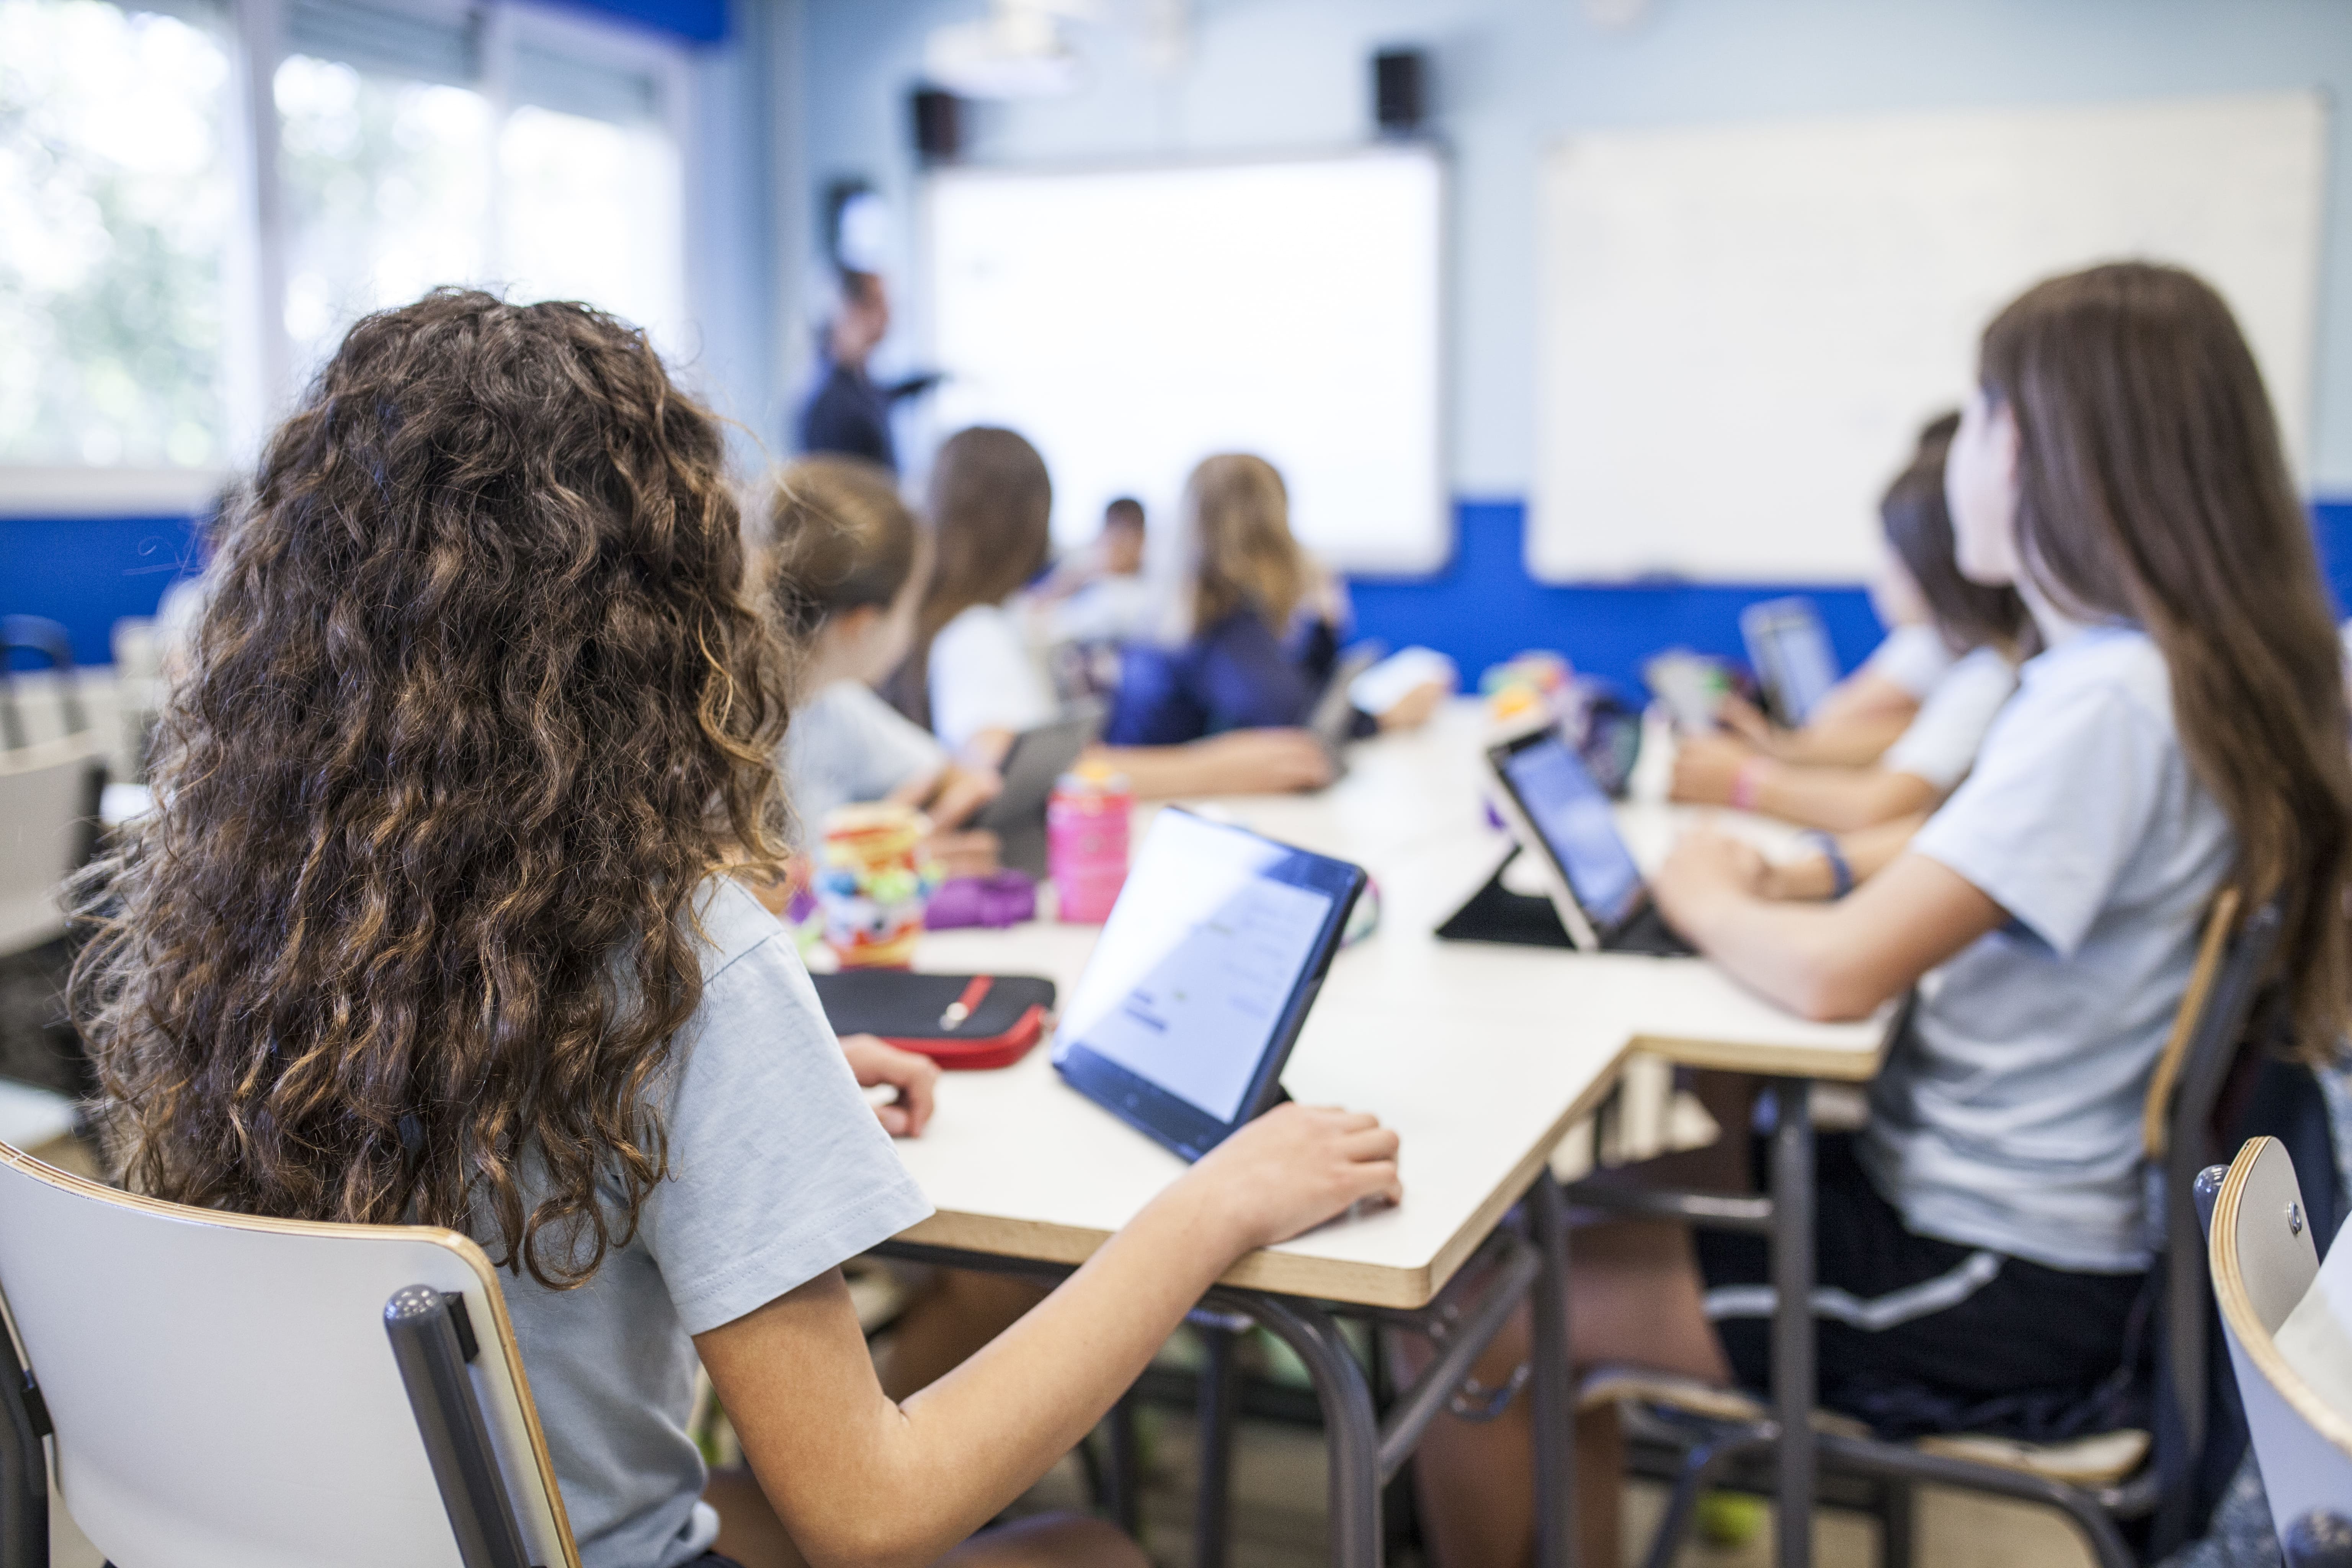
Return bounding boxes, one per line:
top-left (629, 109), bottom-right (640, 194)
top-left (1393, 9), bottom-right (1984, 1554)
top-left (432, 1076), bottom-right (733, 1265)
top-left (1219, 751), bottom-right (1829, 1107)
top-left (18, 500), bottom-right (2351, 691)
top-left (2, 514), bottom-right (207, 667)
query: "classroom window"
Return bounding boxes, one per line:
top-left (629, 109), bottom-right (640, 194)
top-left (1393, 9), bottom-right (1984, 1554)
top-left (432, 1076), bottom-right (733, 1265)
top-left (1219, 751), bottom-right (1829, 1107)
top-left (0, 0), bottom-right (237, 467)
top-left (0, 0), bottom-right (691, 489)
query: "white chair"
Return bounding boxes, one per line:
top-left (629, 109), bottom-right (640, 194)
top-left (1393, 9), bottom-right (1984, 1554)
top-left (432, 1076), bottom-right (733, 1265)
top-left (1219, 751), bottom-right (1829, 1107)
top-left (2204, 1135), bottom-right (2352, 1566)
top-left (0, 735), bottom-right (103, 960)
top-left (0, 1137), bottom-right (581, 1568)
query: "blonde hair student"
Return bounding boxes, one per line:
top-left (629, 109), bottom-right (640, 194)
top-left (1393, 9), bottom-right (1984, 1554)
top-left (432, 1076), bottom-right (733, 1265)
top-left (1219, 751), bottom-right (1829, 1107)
top-left (1409, 262), bottom-right (2352, 1566)
top-left (761, 454), bottom-right (999, 852)
top-left (72, 292), bottom-right (1402, 1568)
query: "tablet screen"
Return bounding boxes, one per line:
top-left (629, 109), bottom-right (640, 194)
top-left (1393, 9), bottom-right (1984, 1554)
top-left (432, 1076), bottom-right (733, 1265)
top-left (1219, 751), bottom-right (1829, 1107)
top-left (1744, 599), bottom-right (1840, 724)
top-left (1055, 812), bottom-right (1338, 1123)
top-left (1499, 735), bottom-right (1645, 929)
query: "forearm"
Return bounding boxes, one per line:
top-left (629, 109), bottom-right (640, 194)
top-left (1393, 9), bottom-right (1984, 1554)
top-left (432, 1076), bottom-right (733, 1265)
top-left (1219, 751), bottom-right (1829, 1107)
top-left (1667, 892), bottom-right (1883, 1020)
top-left (1089, 742), bottom-right (1209, 799)
top-left (744, 1187), bottom-right (1241, 1566)
top-left (1756, 765), bottom-right (1936, 833)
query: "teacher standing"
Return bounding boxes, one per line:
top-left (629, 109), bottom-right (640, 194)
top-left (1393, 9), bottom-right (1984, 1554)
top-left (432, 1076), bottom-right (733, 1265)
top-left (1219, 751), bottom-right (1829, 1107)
top-left (796, 270), bottom-right (936, 474)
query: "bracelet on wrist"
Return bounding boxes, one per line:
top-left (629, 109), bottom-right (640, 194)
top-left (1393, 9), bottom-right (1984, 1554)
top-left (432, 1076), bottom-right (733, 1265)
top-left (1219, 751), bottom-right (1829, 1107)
top-left (1800, 830), bottom-right (1855, 899)
top-left (1728, 756), bottom-right (1770, 812)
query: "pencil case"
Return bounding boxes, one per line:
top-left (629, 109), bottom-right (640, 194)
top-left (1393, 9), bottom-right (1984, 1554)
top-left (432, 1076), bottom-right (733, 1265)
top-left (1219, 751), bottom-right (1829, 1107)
top-left (810, 970), bottom-right (1056, 1070)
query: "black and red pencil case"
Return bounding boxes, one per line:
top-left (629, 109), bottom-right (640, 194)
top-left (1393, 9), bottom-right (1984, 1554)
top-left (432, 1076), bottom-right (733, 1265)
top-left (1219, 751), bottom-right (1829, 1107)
top-left (810, 971), bottom-right (1056, 1071)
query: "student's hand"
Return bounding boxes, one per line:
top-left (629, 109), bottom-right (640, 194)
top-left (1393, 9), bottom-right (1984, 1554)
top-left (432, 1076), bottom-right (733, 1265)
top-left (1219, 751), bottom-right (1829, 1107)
top-left (1196, 728), bottom-right (1336, 794)
top-left (1669, 732), bottom-right (1759, 806)
top-left (839, 1034), bottom-right (939, 1137)
top-left (907, 761), bottom-right (1001, 831)
top-left (1651, 829), bottom-right (1772, 933)
top-left (1715, 694), bottom-right (1778, 750)
top-left (1180, 1102), bottom-right (1403, 1252)
top-left (923, 828), bottom-right (1001, 879)
top-left (1375, 678), bottom-right (1451, 733)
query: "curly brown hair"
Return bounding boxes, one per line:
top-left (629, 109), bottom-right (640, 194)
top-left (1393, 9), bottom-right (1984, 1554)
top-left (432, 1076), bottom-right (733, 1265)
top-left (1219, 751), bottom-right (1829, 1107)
top-left (70, 290), bottom-right (790, 1287)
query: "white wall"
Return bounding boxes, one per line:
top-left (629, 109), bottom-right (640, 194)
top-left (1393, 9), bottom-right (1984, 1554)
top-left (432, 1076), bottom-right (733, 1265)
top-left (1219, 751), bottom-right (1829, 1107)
top-left (789, 0), bottom-right (2352, 500)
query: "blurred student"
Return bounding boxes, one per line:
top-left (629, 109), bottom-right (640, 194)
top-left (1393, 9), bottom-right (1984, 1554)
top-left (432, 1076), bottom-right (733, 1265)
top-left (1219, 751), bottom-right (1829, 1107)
top-left (760, 454), bottom-right (1000, 871)
top-left (1039, 495), bottom-right (1158, 647)
top-left (1407, 262), bottom-right (2352, 1568)
top-left (884, 426), bottom-right (1061, 764)
top-left (74, 292), bottom-right (1403, 1568)
top-left (888, 431), bottom-right (1341, 797)
top-left (1104, 453), bottom-right (1450, 755)
top-left (795, 270), bottom-right (938, 474)
top-left (1672, 414), bottom-right (2031, 833)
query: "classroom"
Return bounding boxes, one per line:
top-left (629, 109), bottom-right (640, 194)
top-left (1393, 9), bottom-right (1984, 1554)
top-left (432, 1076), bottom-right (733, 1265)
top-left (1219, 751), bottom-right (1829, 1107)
top-left (6, 2), bottom-right (2352, 1566)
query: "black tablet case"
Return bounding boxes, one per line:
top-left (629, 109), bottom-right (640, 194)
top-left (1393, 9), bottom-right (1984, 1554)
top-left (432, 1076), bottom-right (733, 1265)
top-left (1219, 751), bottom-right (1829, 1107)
top-left (1433, 852), bottom-right (1575, 948)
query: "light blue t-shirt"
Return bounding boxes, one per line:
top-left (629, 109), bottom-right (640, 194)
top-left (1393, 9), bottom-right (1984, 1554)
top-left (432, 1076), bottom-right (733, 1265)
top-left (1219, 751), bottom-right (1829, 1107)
top-left (496, 880), bottom-right (934, 1568)
top-left (1860, 626), bottom-right (2233, 1272)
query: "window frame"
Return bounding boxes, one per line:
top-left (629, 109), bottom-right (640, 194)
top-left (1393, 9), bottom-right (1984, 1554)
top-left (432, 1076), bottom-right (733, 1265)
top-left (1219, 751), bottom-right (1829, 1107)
top-left (0, 0), bottom-right (699, 515)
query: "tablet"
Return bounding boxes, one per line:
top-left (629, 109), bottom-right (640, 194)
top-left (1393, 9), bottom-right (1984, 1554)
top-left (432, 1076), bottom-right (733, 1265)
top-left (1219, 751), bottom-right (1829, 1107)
top-left (1307, 645), bottom-right (1383, 757)
top-left (1483, 727), bottom-right (1691, 956)
top-left (1739, 596), bottom-right (1840, 727)
top-left (970, 702), bottom-right (1106, 875)
top-left (1051, 808), bottom-right (1367, 1160)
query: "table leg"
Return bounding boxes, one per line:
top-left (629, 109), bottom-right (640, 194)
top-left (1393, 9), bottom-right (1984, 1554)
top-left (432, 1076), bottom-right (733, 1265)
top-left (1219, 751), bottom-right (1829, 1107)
top-left (1529, 1176), bottom-right (1576, 1568)
top-left (1193, 1317), bottom-right (1243, 1568)
top-left (1215, 1290), bottom-right (1381, 1568)
top-left (1106, 1391), bottom-right (1143, 1537)
top-left (1770, 1078), bottom-right (1816, 1568)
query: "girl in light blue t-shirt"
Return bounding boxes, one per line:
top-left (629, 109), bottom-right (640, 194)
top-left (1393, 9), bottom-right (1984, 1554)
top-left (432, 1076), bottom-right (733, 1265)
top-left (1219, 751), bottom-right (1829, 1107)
top-left (74, 294), bottom-right (1404, 1568)
top-left (1411, 262), bottom-right (2352, 1567)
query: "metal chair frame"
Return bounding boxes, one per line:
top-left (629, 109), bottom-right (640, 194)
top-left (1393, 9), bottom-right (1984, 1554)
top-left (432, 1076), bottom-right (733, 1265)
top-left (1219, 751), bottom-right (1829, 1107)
top-left (1573, 897), bottom-right (2283, 1568)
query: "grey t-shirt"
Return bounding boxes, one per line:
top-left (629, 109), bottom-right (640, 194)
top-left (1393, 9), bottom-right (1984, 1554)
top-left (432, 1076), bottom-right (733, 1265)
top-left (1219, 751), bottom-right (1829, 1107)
top-left (1880, 644), bottom-right (2018, 792)
top-left (784, 679), bottom-right (948, 836)
top-left (1860, 626), bottom-right (2232, 1272)
top-left (496, 880), bottom-right (934, 1568)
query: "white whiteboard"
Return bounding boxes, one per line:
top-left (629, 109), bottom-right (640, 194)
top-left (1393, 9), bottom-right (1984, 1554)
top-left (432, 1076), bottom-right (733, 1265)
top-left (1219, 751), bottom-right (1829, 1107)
top-left (921, 148), bottom-right (1445, 573)
top-left (1533, 93), bottom-right (2328, 583)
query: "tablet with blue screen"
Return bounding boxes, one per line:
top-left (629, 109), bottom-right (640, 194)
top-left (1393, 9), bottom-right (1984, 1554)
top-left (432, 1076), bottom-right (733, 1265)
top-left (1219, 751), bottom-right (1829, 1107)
top-left (1483, 728), bottom-right (1694, 957)
top-left (1051, 809), bottom-right (1367, 1160)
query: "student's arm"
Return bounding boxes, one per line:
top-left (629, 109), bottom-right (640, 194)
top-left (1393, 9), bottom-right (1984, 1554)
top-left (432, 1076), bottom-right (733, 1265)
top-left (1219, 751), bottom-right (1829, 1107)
top-left (1671, 737), bottom-right (1940, 831)
top-left (1719, 689), bottom-right (1917, 766)
top-left (1650, 832), bottom-right (2004, 1021)
top-left (695, 1103), bottom-right (1400, 1568)
top-left (889, 760), bottom-right (1001, 831)
top-left (1761, 813), bottom-right (1932, 901)
top-left (1090, 731), bottom-right (1334, 799)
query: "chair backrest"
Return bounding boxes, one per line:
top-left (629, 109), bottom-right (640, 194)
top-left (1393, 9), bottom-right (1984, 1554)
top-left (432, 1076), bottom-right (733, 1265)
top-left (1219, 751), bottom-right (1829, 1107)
top-left (2140, 891), bottom-right (2284, 1552)
top-left (0, 1139), bottom-right (578, 1568)
top-left (2207, 1135), bottom-right (2352, 1557)
top-left (0, 734), bottom-right (104, 957)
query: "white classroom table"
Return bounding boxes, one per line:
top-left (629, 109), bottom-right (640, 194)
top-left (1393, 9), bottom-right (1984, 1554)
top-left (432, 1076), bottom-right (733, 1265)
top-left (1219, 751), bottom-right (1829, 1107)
top-left (876, 702), bottom-right (1886, 1568)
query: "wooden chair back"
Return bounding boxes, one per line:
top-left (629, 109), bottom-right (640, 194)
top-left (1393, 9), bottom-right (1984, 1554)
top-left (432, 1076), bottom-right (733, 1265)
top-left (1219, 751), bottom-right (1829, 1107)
top-left (2208, 1135), bottom-right (2352, 1556)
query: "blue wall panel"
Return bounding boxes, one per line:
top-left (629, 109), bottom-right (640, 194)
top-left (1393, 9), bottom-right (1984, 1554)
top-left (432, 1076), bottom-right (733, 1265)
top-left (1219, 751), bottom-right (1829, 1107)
top-left (1, 515), bottom-right (206, 668)
top-left (13, 498), bottom-right (2352, 684)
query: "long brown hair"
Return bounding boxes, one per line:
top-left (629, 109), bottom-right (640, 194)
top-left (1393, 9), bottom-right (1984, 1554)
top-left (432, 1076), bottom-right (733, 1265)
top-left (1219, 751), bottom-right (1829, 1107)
top-left (1184, 453), bottom-right (1307, 634)
top-left (1981, 262), bottom-right (2352, 1055)
top-left (1879, 412), bottom-right (2029, 655)
top-left (884, 426), bottom-right (1052, 727)
top-left (70, 291), bottom-right (790, 1286)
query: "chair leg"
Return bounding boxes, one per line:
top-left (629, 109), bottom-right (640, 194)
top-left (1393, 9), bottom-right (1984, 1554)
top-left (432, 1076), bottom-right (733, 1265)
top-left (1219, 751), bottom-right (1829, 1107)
top-left (1641, 1430), bottom-right (1773, 1568)
top-left (1878, 1477), bottom-right (1914, 1568)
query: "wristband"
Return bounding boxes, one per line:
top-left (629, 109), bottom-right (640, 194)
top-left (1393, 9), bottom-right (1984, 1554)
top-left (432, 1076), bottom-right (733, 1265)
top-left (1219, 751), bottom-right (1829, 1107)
top-left (1728, 756), bottom-right (1771, 813)
top-left (1800, 830), bottom-right (1855, 899)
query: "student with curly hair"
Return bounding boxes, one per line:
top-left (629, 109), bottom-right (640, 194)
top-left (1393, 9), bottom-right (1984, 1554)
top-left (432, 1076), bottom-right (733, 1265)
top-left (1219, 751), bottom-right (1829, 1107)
top-left (72, 291), bottom-right (1401, 1568)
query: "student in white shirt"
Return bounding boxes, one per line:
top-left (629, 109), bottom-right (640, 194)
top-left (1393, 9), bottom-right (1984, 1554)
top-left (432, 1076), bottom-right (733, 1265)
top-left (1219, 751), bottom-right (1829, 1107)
top-left (74, 295), bottom-right (1404, 1568)
top-left (1410, 263), bottom-right (2352, 1567)
top-left (888, 426), bottom-right (1338, 796)
top-left (1674, 413), bottom-right (2032, 836)
top-left (760, 455), bottom-right (999, 869)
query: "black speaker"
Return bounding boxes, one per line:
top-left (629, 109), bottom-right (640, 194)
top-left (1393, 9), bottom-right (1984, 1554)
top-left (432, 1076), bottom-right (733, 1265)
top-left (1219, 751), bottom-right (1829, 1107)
top-left (1373, 49), bottom-right (1426, 136)
top-left (911, 87), bottom-right (962, 163)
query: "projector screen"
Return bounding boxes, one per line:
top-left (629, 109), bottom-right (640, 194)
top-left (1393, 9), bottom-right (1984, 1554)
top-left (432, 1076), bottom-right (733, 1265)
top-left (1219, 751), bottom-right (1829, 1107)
top-left (920, 148), bottom-right (1446, 573)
